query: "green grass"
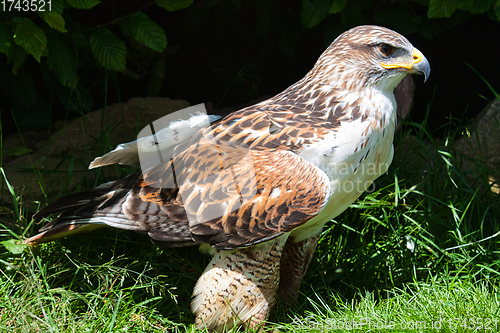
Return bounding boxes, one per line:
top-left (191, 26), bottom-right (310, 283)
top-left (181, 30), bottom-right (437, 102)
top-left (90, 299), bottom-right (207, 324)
top-left (1, 89), bottom-right (499, 331)
top-left (277, 279), bottom-right (500, 332)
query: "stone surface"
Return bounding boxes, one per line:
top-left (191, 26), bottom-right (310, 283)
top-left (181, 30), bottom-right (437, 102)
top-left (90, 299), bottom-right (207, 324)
top-left (454, 99), bottom-right (500, 194)
top-left (394, 75), bottom-right (415, 126)
top-left (1, 97), bottom-right (190, 207)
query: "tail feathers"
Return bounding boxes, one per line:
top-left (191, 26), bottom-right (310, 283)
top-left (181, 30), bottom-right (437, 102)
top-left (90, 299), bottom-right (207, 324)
top-left (27, 173), bottom-right (143, 246)
top-left (32, 189), bottom-right (110, 221)
top-left (24, 214), bottom-right (146, 246)
top-left (27, 171), bottom-right (197, 247)
top-left (33, 172), bottom-right (139, 221)
top-left (24, 222), bottom-right (106, 246)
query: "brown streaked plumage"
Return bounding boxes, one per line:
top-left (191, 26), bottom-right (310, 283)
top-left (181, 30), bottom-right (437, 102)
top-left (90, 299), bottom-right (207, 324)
top-left (26, 25), bottom-right (430, 331)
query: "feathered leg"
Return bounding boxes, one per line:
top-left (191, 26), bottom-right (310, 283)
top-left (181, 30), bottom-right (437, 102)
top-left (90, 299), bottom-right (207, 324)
top-left (192, 236), bottom-right (288, 332)
top-left (277, 235), bottom-right (319, 306)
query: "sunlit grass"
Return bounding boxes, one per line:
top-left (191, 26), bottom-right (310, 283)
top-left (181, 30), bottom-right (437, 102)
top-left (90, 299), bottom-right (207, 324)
top-left (276, 278), bottom-right (500, 332)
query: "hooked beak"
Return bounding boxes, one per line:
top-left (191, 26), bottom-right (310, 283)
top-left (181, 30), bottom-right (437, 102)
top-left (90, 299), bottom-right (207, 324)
top-left (381, 47), bottom-right (431, 82)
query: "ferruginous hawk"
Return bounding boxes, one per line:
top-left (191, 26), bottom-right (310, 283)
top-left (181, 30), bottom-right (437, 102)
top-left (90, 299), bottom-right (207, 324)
top-left (26, 25), bottom-right (430, 331)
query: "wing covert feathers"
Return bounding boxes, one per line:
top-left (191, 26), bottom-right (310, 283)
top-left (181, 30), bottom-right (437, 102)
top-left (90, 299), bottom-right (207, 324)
top-left (28, 114), bottom-right (331, 249)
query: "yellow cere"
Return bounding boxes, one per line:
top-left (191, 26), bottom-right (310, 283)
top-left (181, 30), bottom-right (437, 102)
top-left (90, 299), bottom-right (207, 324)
top-left (381, 48), bottom-right (423, 70)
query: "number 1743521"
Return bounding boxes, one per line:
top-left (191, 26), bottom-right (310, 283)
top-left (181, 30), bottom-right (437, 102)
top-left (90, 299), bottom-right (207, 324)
top-left (1, 0), bottom-right (51, 12)
top-left (447, 318), bottom-right (498, 330)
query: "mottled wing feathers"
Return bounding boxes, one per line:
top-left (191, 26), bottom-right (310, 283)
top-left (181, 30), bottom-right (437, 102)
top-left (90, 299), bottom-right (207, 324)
top-left (131, 114), bottom-right (331, 249)
top-left (30, 107), bottom-right (331, 249)
top-left (185, 149), bottom-right (330, 249)
top-left (212, 106), bottom-right (335, 150)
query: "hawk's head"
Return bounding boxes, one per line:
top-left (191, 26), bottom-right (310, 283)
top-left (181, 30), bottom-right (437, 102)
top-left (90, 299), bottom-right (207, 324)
top-left (313, 25), bottom-right (430, 92)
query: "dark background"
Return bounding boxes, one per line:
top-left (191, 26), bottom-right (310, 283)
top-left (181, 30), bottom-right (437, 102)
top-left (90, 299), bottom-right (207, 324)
top-left (1, 0), bottom-right (499, 138)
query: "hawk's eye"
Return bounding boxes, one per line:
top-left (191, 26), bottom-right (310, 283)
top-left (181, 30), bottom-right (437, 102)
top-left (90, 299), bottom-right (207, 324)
top-left (378, 44), bottom-right (394, 57)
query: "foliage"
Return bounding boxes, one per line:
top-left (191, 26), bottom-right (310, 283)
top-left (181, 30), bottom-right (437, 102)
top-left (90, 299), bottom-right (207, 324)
top-left (0, 0), bottom-right (498, 133)
top-left (0, 0), bottom-right (184, 133)
top-left (0, 0), bottom-right (500, 129)
top-left (298, 0), bottom-right (500, 29)
top-left (1, 1), bottom-right (499, 92)
top-left (2, 1), bottom-right (173, 85)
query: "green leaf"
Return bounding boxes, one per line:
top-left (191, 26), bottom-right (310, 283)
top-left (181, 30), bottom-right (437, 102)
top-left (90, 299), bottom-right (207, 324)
top-left (456, 0), bottom-right (473, 10)
top-left (495, 0), bottom-right (500, 20)
top-left (49, 0), bottom-right (65, 15)
top-left (119, 12), bottom-right (167, 52)
top-left (469, 0), bottom-right (495, 13)
top-left (73, 32), bottom-right (88, 50)
top-left (1, 239), bottom-right (25, 254)
top-left (8, 44), bottom-right (28, 74)
top-left (156, 0), bottom-right (194, 11)
top-left (0, 24), bottom-right (11, 56)
top-left (47, 34), bottom-right (79, 89)
top-left (428, 0), bottom-right (458, 18)
top-left (39, 11), bottom-right (67, 33)
top-left (90, 28), bottom-right (127, 72)
top-left (301, 0), bottom-right (332, 28)
top-left (329, 0), bottom-right (346, 13)
top-left (67, 0), bottom-right (101, 9)
top-left (13, 18), bottom-right (47, 62)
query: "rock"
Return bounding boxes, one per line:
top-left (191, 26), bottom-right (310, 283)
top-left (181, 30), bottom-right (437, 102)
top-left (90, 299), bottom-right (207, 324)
top-left (454, 99), bottom-right (500, 194)
top-left (394, 75), bottom-right (415, 126)
top-left (1, 97), bottom-right (190, 207)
